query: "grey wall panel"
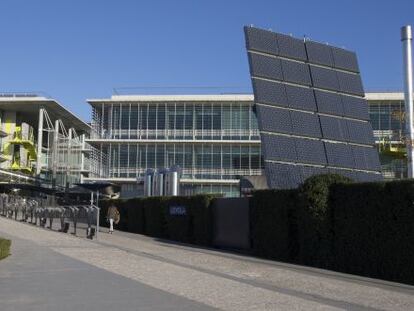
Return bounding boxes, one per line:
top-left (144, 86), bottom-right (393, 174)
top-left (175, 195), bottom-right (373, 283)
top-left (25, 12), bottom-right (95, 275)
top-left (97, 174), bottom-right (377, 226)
top-left (249, 53), bottom-right (283, 81)
top-left (341, 95), bottom-right (370, 120)
top-left (285, 84), bottom-right (317, 111)
top-left (290, 111), bottom-right (321, 138)
top-left (281, 59), bottom-right (312, 86)
top-left (320, 115), bottom-right (348, 141)
top-left (295, 139), bottom-right (327, 165)
top-left (277, 33), bottom-right (307, 61)
top-left (331, 47), bottom-right (359, 73)
top-left (310, 66), bottom-right (340, 91)
top-left (336, 71), bottom-right (364, 96)
top-left (346, 120), bottom-right (375, 145)
top-left (261, 134), bottom-right (297, 162)
top-left (265, 162), bottom-right (303, 189)
top-left (325, 142), bottom-right (355, 168)
top-left (305, 41), bottom-right (334, 67)
top-left (353, 146), bottom-right (381, 171)
top-left (314, 90), bottom-right (344, 116)
top-left (244, 26), bottom-right (279, 56)
top-left (256, 105), bottom-right (292, 134)
top-left (253, 79), bottom-right (289, 108)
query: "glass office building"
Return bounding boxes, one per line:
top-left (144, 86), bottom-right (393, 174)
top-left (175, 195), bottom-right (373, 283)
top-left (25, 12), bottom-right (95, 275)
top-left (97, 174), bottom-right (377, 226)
top-left (86, 95), bottom-right (263, 197)
top-left (366, 92), bottom-right (407, 179)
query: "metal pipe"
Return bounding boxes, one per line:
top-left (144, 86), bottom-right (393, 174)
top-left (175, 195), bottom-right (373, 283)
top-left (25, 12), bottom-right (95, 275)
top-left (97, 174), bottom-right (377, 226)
top-left (36, 108), bottom-right (44, 175)
top-left (402, 25), bottom-right (414, 178)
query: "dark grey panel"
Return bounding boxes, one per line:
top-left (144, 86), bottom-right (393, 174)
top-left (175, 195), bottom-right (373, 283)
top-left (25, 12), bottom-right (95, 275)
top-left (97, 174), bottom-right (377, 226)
top-left (305, 41), bottom-right (334, 67)
top-left (265, 162), bottom-right (303, 189)
top-left (336, 71), bottom-right (364, 96)
top-left (256, 105), bottom-right (292, 134)
top-left (301, 166), bottom-right (330, 181)
top-left (329, 168), bottom-right (356, 180)
top-left (290, 111), bottom-right (321, 138)
top-left (352, 145), bottom-right (381, 171)
top-left (319, 115), bottom-right (348, 141)
top-left (261, 134), bottom-right (297, 162)
top-left (355, 171), bottom-right (383, 182)
top-left (253, 79), bottom-right (289, 108)
top-left (295, 139), bottom-right (327, 165)
top-left (280, 59), bottom-right (311, 86)
top-left (309, 65), bottom-right (340, 91)
top-left (346, 120), bottom-right (374, 145)
top-left (244, 26), bottom-right (279, 56)
top-left (285, 84), bottom-right (317, 111)
top-left (248, 53), bottom-right (283, 81)
top-left (314, 90), bottom-right (344, 116)
top-left (341, 95), bottom-right (370, 120)
top-left (324, 142), bottom-right (355, 168)
top-left (332, 47), bottom-right (359, 73)
top-left (277, 33), bottom-right (307, 61)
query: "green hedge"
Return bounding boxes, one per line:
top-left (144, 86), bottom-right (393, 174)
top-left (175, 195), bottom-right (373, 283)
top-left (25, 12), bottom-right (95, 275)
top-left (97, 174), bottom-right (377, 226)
top-left (0, 238), bottom-right (11, 260)
top-left (250, 189), bottom-right (299, 262)
top-left (297, 174), bottom-right (352, 268)
top-left (330, 180), bottom-right (414, 284)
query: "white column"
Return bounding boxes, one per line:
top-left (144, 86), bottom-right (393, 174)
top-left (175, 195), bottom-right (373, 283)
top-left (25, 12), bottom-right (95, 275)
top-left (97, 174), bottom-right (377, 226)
top-left (402, 25), bottom-right (414, 178)
top-left (36, 108), bottom-right (44, 175)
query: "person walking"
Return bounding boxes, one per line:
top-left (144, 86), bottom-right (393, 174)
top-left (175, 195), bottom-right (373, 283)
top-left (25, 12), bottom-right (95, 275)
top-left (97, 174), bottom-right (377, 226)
top-left (106, 204), bottom-right (119, 234)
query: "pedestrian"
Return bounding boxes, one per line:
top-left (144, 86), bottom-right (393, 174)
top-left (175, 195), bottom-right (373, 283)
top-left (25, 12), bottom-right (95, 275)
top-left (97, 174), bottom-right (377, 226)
top-left (106, 203), bottom-right (119, 234)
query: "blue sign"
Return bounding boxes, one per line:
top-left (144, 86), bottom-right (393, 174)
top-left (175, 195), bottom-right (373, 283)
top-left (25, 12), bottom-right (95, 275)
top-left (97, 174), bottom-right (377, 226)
top-left (169, 206), bottom-right (187, 216)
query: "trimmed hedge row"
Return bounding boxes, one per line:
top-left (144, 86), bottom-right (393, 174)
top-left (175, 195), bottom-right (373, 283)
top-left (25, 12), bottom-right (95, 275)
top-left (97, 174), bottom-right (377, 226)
top-left (0, 238), bottom-right (11, 260)
top-left (99, 195), bottom-right (215, 246)
top-left (251, 174), bottom-right (414, 285)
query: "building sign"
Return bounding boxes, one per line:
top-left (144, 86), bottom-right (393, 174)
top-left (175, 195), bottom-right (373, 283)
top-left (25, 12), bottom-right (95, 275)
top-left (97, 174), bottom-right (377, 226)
top-left (169, 205), bottom-right (187, 216)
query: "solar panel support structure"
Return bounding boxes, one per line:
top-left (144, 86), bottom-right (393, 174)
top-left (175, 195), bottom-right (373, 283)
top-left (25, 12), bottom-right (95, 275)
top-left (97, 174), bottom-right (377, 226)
top-left (402, 25), bottom-right (414, 178)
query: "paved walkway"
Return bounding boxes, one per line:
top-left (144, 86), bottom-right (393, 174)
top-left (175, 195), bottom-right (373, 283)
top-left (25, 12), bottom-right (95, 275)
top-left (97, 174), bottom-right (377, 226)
top-left (1, 217), bottom-right (414, 310)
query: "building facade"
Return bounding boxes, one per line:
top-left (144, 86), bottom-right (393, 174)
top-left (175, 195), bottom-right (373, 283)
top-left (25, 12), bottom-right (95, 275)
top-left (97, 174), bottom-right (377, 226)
top-left (366, 92), bottom-right (407, 179)
top-left (86, 95), bottom-right (263, 197)
top-left (0, 93), bottom-right (90, 188)
top-left (85, 92), bottom-right (411, 197)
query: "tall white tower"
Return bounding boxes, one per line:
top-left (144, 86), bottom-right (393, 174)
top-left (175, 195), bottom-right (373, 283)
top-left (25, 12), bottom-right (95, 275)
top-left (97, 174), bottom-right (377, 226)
top-left (401, 25), bottom-right (414, 178)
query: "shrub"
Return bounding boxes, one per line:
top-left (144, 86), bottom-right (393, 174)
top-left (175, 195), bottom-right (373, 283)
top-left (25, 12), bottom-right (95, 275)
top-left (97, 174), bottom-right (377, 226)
top-left (0, 238), bottom-right (11, 260)
top-left (250, 189), bottom-right (299, 262)
top-left (331, 180), bottom-right (414, 284)
top-left (297, 174), bottom-right (352, 268)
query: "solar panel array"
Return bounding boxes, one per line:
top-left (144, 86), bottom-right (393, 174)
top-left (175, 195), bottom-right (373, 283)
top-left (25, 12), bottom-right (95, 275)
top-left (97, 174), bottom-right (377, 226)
top-left (244, 26), bottom-right (382, 189)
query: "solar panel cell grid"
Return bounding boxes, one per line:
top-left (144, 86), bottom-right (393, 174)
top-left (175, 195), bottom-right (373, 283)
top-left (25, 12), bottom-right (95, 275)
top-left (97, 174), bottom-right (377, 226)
top-left (253, 79), bottom-right (289, 108)
top-left (341, 95), bottom-right (370, 120)
top-left (280, 59), bottom-right (312, 86)
top-left (277, 33), bottom-right (307, 61)
top-left (310, 65), bottom-right (340, 91)
top-left (248, 53), bottom-right (284, 81)
top-left (320, 115), bottom-right (348, 142)
top-left (290, 111), bottom-right (321, 138)
top-left (244, 27), bottom-right (279, 56)
top-left (325, 142), bottom-right (355, 168)
top-left (295, 139), bottom-right (327, 165)
top-left (347, 120), bottom-right (374, 145)
top-left (314, 90), bottom-right (344, 116)
top-left (337, 71), bottom-right (364, 96)
top-left (266, 162), bottom-right (303, 189)
top-left (305, 41), bottom-right (334, 67)
top-left (261, 134), bottom-right (297, 162)
top-left (331, 47), bottom-right (360, 73)
top-left (285, 84), bottom-right (317, 111)
top-left (256, 105), bottom-right (292, 134)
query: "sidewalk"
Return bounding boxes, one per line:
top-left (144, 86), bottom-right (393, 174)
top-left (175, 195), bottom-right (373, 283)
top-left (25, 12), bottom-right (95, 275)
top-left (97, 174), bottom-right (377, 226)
top-left (1, 217), bottom-right (414, 310)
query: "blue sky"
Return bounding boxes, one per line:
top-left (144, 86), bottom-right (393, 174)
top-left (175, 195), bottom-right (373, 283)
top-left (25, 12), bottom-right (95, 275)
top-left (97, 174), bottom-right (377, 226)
top-left (0, 0), bottom-right (413, 121)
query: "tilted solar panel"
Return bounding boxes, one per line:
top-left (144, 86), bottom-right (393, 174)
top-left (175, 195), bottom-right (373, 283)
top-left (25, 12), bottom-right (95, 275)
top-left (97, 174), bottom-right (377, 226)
top-left (244, 26), bottom-right (279, 56)
top-left (341, 95), bottom-right (370, 120)
top-left (265, 162), bottom-right (303, 189)
top-left (290, 111), bottom-right (321, 138)
top-left (336, 71), bottom-right (364, 96)
top-left (277, 33), bottom-right (307, 61)
top-left (319, 115), bottom-right (348, 142)
top-left (256, 105), bottom-right (292, 134)
top-left (261, 134), bottom-right (297, 162)
top-left (310, 65), bottom-right (340, 91)
top-left (314, 89), bottom-right (344, 116)
top-left (305, 40), bottom-right (334, 67)
top-left (285, 84), bottom-right (317, 111)
top-left (248, 53), bottom-right (284, 81)
top-left (324, 142), bottom-right (355, 168)
top-left (280, 59), bottom-right (312, 86)
top-left (295, 139), bottom-right (327, 165)
top-left (252, 79), bottom-right (289, 108)
top-left (331, 47), bottom-right (360, 73)
top-left (346, 120), bottom-right (375, 145)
